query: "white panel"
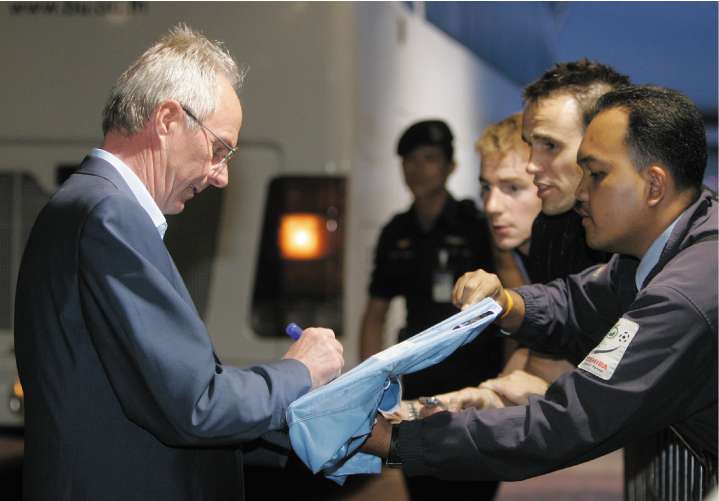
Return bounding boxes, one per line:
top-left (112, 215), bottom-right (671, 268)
top-left (205, 143), bottom-right (283, 366)
top-left (343, 2), bottom-right (521, 368)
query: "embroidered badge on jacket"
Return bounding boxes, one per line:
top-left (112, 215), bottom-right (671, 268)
top-left (579, 317), bottom-right (639, 380)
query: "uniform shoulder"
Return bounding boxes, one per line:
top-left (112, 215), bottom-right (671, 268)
top-left (646, 241), bottom-right (717, 331)
top-left (382, 207), bottom-right (415, 231)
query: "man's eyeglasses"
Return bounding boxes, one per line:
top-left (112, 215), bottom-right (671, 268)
top-left (181, 106), bottom-right (238, 167)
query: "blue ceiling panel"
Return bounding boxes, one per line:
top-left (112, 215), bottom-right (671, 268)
top-left (423, 1), bottom-right (717, 114)
top-left (424, 1), bottom-right (559, 85)
top-left (555, 2), bottom-right (718, 114)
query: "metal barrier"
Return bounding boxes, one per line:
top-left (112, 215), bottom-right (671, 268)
top-left (625, 427), bottom-right (718, 501)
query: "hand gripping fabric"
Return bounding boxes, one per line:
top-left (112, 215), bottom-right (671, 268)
top-left (286, 298), bottom-right (501, 484)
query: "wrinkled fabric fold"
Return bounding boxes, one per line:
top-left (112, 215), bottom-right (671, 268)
top-left (287, 298), bottom-right (501, 484)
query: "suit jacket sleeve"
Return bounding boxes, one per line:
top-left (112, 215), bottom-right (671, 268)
top-left (78, 194), bottom-right (311, 447)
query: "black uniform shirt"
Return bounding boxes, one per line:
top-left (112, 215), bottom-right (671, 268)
top-left (368, 196), bottom-right (502, 399)
top-left (527, 210), bottom-right (610, 284)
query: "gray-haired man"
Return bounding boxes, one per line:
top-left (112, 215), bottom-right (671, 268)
top-left (15, 24), bottom-right (343, 501)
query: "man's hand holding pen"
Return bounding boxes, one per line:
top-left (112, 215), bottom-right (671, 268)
top-left (283, 325), bottom-right (344, 389)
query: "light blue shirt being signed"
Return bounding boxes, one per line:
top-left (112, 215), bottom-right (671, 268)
top-left (287, 298), bottom-right (501, 484)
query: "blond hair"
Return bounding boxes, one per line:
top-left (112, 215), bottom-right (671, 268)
top-left (475, 113), bottom-right (527, 159)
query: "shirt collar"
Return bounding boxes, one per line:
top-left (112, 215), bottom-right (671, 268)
top-left (635, 210), bottom-right (686, 290)
top-left (89, 148), bottom-right (168, 239)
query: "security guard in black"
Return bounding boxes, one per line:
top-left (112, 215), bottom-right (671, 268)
top-left (361, 119), bottom-right (502, 501)
top-left (369, 196), bottom-right (501, 399)
top-left (364, 119), bottom-right (502, 400)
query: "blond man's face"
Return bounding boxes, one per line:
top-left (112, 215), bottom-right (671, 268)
top-left (480, 146), bottom-right (541, 255)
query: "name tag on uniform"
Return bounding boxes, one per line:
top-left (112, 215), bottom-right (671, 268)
top-left (579, 317), bottom-right (639, 380)
top-left (433, 249), bottom-right (453, 302)
top-left (432, 271), bottom-right (453, 302)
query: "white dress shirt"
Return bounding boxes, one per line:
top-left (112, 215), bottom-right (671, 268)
top-left (89, 148), bottom-right (168, 239)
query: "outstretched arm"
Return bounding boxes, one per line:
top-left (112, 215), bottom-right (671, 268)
top-left (452, 269), bottom-right (526, 332)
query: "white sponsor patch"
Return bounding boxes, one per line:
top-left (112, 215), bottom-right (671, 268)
top-left (579, 317), bottom-right (639, 380)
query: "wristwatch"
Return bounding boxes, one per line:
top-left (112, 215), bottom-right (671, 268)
top-left (385, 424), bottom-right (403, 468)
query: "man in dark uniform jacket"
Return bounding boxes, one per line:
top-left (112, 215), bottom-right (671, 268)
top-left (359, 119), bottom-right (502, 500)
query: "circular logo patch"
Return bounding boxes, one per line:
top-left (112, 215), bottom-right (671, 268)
top-left (606, 326), bottom-right (619, 339)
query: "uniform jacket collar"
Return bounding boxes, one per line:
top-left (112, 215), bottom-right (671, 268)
top-left (640, 187), bottom-right (718, 289)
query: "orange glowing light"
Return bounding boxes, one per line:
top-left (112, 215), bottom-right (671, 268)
top-left (279, 213), bottom-right (328, 260)
top-left (13, 377), bottom-right (23, 399)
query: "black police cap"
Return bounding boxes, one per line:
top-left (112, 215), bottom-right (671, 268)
top-left (396, 120), bottom-right (454, 160)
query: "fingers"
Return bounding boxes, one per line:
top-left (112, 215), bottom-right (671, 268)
top-left (409, 372), bottom-right (546, 416)
top-left (283, 327), bottom-right (344, 388)
top-left (452, 269), bottom-right (503, 309)
top-left (416, 387), bottom-right (507, 415)
top-left (303, 327), bottom-right (342, 350)
top-left (476, 388), bottom-right (506, 409)
top-left (454, 387), bottom-right (505, 410)
top-left (478, 379), bottom-right (503, 399)
top-left (481, 378), bottom-right (523, 405)
top-left (308, 329), bottom-right (345, 371)
top-left (416, 392), bottom-right (453, 417)
top-left (303, 327), bottom-right (344, 359)
top-left (452, 272), bottom-right (475, 308)
top-left (479, 370), bottom-right (549, 406)
top-left (417, 391), bottom-right (464, 415)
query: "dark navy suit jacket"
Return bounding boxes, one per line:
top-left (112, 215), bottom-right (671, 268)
top-left (14, 156), bottom-right (312, 501)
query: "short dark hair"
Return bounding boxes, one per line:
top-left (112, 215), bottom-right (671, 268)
top-left (586, 85), bottom-right (707, 192)
top-left (397, 120), bottom-right (454, 162)
top-left (523, 59), bottom-right (631, 118)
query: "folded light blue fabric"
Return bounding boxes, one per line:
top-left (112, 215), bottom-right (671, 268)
top-left (287, 298), bottom-right (501, 484)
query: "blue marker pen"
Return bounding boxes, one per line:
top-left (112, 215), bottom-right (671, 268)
top-left (285, 322), bottom-right (303, 341)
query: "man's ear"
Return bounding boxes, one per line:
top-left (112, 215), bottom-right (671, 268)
top-left (645, 165), bottom-right (669, 208)
top-left (152, 100), bottom-right (184, 137)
